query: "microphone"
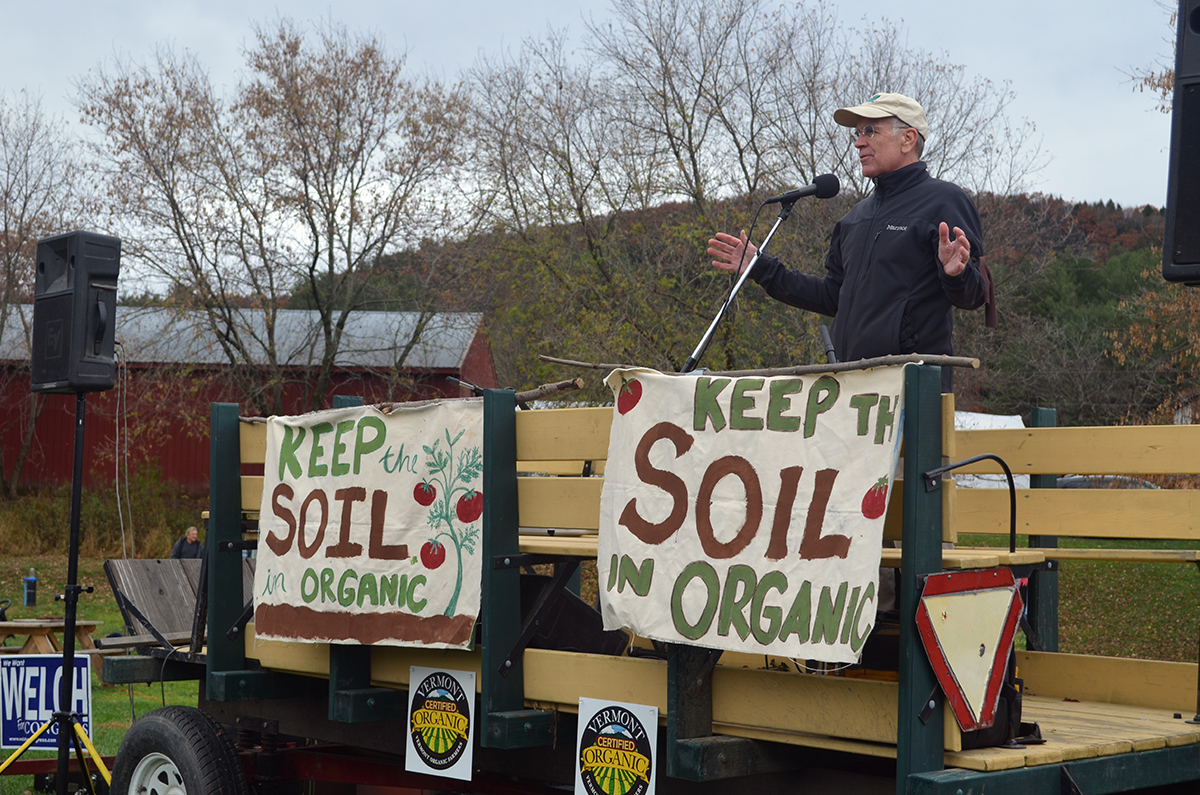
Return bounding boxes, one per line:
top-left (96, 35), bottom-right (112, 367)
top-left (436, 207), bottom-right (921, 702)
top-left (763, 173), bottom-right (840, 204)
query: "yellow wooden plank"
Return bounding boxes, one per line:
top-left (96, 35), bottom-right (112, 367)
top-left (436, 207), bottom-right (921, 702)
top-left (242, 476), bottom-right (264, 513)
top-left (1042, 549), bottom-right (1200, 562)
top-left (519, 534), bottom-right (599, 557)
top-left (956, 488), bottom-right (1200, 540)
top-left (517, 477), bottom-right (604, 530)
top-left (713, 722), bottom-right (898, 759)
top-left (1017, 651), bottom-right (1198, 711)
top-left (954, 425), bottom-right (1200, 475)
top-left (240, 420), bottom-right (268, 465)
top-left (515, 406), bottom-right (612, 462)
top-left (523, 649), bottom-right (666, 711)
top-left (878, 548), bottom-right (1042, 569)
top-left (712, 666), bottom-right (898, 745)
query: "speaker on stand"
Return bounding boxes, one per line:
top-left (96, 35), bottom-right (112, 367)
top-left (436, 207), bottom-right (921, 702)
top-left (1164, 1), bottom-right (1200, 283)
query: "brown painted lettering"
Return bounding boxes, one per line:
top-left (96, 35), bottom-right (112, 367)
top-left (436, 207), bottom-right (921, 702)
top-left (696, 456), bottom-right (762, 559)
top-left (798, 468), bottom-right (850, 560)
top-left (619, 421), bottom-right (693, 545)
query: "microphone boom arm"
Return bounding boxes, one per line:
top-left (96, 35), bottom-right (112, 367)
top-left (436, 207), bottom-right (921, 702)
top-left (681, 202), bottom-right (794, 374)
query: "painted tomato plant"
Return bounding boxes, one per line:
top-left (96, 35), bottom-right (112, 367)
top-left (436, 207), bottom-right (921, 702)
top-left (861, 476), bottom-right (890, 520)
top-left (413, 481), bottom-right (437, 506)
top-left (417, 428), bottom-right (482, 617)
top-left (617, 378), bottom-right (643, 414)
top-left (456, 490), bottom-right (483, 523)
top-left (420, 540), bottom-right (446, 570)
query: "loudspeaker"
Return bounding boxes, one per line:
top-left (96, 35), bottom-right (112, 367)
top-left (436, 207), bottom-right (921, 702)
top-left (31, 231), bottom-right (121, 393)
top-left (1164, 1), bottom-right (1200, 282)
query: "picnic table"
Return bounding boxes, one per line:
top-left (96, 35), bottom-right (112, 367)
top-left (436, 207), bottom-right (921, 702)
top-left (0, 619), bottom-right (109, 675)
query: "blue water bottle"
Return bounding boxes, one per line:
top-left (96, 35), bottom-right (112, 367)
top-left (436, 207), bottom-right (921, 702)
top-left (23, 568), bottom-right (36, 607)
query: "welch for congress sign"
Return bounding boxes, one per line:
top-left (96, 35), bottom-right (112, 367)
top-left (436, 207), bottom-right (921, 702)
top-left (253, 400), bottom-right (484, 649)
top-left (2, 655), bottom-right (91, 750)
top-left (598, 367), bottom-right (906, 664)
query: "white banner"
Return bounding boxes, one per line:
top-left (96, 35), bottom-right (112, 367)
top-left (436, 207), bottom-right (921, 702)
top-left (598, 367), bottom-right (906, 663)
top-left (253, 400), bottom-right (484, 649)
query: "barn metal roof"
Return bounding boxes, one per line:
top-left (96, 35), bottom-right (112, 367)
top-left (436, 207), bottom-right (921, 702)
top-left (0, 305), bottom-right (485, 370)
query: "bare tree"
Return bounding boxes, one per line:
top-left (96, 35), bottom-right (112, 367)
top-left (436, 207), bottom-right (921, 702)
top-left (0, 93), bottom-right (81, 497)
top-left (77, 19), bottom-right (467, 415)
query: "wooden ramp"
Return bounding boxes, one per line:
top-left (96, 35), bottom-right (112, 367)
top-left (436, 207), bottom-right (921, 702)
top-left (102, 558), bottom-right (257, 653)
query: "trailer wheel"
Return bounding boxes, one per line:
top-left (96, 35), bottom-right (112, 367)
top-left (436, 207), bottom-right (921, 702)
top-left (111, 706), bottom-right (247, 795)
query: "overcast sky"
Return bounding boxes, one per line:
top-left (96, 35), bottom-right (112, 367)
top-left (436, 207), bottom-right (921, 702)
top-left (1, 0), bottom-right (1176, 209)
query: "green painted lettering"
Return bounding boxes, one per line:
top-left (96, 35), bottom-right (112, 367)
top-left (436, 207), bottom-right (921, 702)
top-left (812, 582), bottom-right (849, 644)
top-left (849, 393), bottom-right (880, 436)
top-left (355, 417), bottom-right (386, 474)
top-left (331, 420), bottom-right (356, 476)
top-left (357, 573), bottom-right (379, 607)
top-left (308, 422), bottom-right (333, 477)
top-left (671, 561), bottom-right (719, 640)
top-left (804, 376), bottom-right (840, 438)
top-left (407, 575), bottom-right (428, 612)
top-left (279, 425), bottom-right (306, 480)
top-left (730, 379), bottom-right (764, 430)
top-left (767, 379), bottom-right (804, 432)
top-left (301, 568), bottom-right (319, 603)
top-left (693, 377), bottom-right (731, 432)
top-left (751, 571), bottom-right (788, 645)
top-left (337, 569), bottom-right (358, 607)
top-left (874, 395), bottom-right (897, 445)
top-left (718, 565), bottom-right (757, 640)
top-left (320, 567), bottom-right (336, 604)
top-left (617, 555), bottom-right (655, 596)
top-left (778, 581), bottom-right (812, 643)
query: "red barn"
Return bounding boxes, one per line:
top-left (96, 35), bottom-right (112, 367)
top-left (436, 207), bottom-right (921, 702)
top-left (0, 306), bottom-right (497, 493)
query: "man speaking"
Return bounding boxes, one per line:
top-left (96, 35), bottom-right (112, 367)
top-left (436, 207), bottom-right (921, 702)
top-left (707, 93), bottom-right (991, 391)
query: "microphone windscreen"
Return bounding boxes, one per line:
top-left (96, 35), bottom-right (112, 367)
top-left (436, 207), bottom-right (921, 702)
top-left (814, 173), bottom-right (840, 199)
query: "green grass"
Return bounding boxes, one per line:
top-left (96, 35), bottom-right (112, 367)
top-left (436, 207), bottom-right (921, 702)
top-left (1, 555), bottom-right (199, 794)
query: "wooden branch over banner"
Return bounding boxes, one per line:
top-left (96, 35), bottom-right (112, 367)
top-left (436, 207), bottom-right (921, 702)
top-left (540, 353), bottom-right (979, 377)
top-left (514, 378), bottom-right (585, 403)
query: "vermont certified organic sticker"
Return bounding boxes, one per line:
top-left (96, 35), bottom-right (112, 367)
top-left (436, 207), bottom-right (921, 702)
top-left (575, 698), bottom-right (657, 795)
top-left (405, 666), bottom-right (475, 781)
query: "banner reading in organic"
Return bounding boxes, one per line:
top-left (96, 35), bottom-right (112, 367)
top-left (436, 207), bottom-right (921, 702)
top-left (253, 400), bottom-right (483, 649)
top-left (598, 367), bottom-right (906, 664)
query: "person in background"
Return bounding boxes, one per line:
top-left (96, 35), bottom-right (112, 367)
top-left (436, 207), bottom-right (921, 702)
top-left (170, 525), bottom-right (204, 559)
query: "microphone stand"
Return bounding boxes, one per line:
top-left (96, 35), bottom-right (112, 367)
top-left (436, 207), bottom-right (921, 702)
top-left (681, 200), bottom-right (797, 374)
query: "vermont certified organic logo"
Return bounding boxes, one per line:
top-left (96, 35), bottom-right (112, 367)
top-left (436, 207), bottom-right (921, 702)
top-left (408, 671), bottom-right (471, 770)
top-left (578, 705), bottom-right (653, 795)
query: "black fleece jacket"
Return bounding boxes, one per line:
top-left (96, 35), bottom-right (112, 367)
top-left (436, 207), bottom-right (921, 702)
top-left (750, 161), bottom-right (986, 391)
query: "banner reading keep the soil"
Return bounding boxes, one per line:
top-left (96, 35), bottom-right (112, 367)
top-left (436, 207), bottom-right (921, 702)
top-left (598, 367), bottom-right (906, 664)
top-left (252, 400), bottom-right (483, 649)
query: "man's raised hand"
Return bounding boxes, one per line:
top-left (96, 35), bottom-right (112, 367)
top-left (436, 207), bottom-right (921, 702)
top-left (707, 230), bottom-right (758, 274)
top-left (938, 222), bottom-right (970, 277)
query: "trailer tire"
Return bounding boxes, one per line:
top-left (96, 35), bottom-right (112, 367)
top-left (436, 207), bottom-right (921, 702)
top-left (111, 706), bottom-right (247, 795)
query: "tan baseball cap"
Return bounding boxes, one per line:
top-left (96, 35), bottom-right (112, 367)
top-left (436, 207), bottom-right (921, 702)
top-left (834, 92), bottom-right (929, 140)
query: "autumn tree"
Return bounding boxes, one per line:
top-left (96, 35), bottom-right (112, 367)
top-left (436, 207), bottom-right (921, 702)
top-left (0, 93), bottom-right (82, 497)
top-left (77, 19), bottom-right (467, 415)
top-left (460, 0), bottom-right (1046, 392)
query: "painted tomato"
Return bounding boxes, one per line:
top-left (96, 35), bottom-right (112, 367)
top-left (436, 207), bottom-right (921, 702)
top-left (861, 476), bottom-right (889, 519)
top-left (617, 378), bottom-right (643, 414)
top-left (420, 540), bottom-right (446, 569)
top-left (413, 481), bottom-right (437, 506)
top-left (456, 490), bottom-right (483, 523)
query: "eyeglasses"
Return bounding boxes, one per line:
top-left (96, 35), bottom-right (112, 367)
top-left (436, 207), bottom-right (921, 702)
top-left (852, 123), bottom-right (906, 143)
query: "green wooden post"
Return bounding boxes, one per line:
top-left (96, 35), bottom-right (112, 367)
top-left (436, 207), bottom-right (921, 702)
top-left (1027, 407), bottom-right (1059, 652)
top-left (206, 403), bottom-right (304, 701)
top-left (479, 389), bottom-right (554, 748)
top-left (207, 403), bottom-right (246, 680)
top-left (896, 365), bottom-right (944, 795)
